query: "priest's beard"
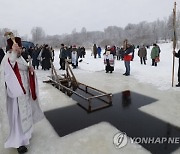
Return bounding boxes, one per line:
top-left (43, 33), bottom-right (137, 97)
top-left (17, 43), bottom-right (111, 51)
top-left (9, 51), bottom-right (21, 62)
top-left (11, 51), bottom-right (17, 60)
top-left (12, 51), bottom-right (21, 58)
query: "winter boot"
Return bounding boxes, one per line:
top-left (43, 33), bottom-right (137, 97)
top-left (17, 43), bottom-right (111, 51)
top-left (17, 146), bottom-right (28, 154)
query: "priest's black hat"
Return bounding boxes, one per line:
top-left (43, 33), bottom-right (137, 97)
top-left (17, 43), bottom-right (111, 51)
top-left (7, 37), bottom-right (22, 49)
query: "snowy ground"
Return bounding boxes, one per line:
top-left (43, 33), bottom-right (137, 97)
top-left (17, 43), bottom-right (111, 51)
top-left (1, 42), bottom-right (180, 154)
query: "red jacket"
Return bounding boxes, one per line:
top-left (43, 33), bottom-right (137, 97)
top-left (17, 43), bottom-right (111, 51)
top-left (123, 46), bottom-right (134, 61)
top-left (124, 55), bottom-right (132, 61)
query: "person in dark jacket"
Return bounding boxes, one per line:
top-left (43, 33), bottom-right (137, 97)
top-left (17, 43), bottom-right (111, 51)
top-left (59, 44), bottom-right (67, 70)
top-left (81, 46), bottom-right (86, 58)
top-left (174, 50), bottom-right (180, 87)
top-left (41, 45), bottom-right (51, 70)
top-left (32, 47), bottom-right (40, 69)
top-left (93, 44), bottom-right (98, 58)
top-left (138, 45), bottom-right (147, 65)
top-left (110, 46), bottom-right (116, 56)
top-left (77, 47), bottom-right (81, 59)
top-left (123, 39), bottom-right (134, 76)
top-left (0, 47), bottom-right (5, 64)
top-left (28, 46), bottom-right (33, 58)
top-left (116, 47), bottom-right (121, 60)
top-left (66, 46), bottom-right (72, 60)
top-left (97, 46), bottom-right (101, 58)
top-left (119, 47), bottom-right (124, 60)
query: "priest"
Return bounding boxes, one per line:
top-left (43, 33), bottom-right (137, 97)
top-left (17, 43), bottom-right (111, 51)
top-left (0, 36), bottom-right (44, 153)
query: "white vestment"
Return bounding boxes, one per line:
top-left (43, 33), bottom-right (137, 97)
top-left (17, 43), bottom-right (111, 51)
top-left (0, 51), bottom-right (44, 149)
top-left (104, 53), bottom-right (114, 66)
top-left (71, 51), bottom-right (77, 65)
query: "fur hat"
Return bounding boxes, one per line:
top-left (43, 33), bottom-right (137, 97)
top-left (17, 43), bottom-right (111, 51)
top-left (7, 37), bottom-right (22, 49)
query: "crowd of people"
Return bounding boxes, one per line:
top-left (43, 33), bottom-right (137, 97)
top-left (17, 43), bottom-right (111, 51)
top-left (21, 44), bottom-right (54, 70)
top-left (0, 39), bottom-right (180, 88)
top-left (93, 41), bottom-right (162, 75)
top-left (92, 40), bottom-right (180, 87)
top-left (59, 44), bottom-right (86, 70)
top-left (93, 40), bottom-right (135, 75)
top-left (0, 43), bottom-right (88, 72)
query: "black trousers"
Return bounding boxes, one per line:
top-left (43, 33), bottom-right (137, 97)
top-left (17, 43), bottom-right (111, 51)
top-left (105, 59), bottom-right (114, 72)
top-left (152, 59), bottom-right (157, 66)
top-left (140, 57), bottom-right (146, 64)
top-left (60, 58), bottom-right (66, 70)
top-left (117, 55), bottom-right (120, 60)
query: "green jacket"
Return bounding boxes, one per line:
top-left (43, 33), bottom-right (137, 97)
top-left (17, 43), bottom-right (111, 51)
top-left (151, 46), bottom-right (159, 59)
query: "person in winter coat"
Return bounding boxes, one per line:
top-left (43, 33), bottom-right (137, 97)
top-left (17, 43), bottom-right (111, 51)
top-left (110, 46), bottom-right (116, 57)
top-left (93, 44), bottom-right (98, 58)
top-left (81, 46), bottom-right (86, 58)
top-left (116, 47), bottom-right (121, 60)
top-left (151, 44), bottom-right (160, 66)
top-left (41, 45), bottom-right (51, 70)
top-left (174, 50), bottom-right (180, 87)
top-left (104, 46), bottom-right (114, 73)
top-left (66, 46), bottom-right (72, 60)
top-left (59, 44), bottom-right (67, 70)
top-left (32, 47), bottom-right (40, 69)
top-left (97, 46), bottom-right (102, 58)
top-left (71, 45), bottom-right (78, 69)
top-left (138, 45), bottom-right (147, 65)
top-left (119, 47), bottom-right (124, 60)
top-left (123, 39), bottom-right (134, 76)
top-left (77, 47), bottom-right (81, 59)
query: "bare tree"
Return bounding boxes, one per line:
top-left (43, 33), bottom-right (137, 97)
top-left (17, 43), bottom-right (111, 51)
top-left (0, 28), bottom-right (12, 47)
top-left (31, 27), bottom-right (46, 44)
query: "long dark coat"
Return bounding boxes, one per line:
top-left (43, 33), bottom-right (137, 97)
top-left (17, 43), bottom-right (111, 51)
top-left (32, 49), bottom-right (40, 67)
top-left (41, 48), bottom-right (51, 70)
top-left (138, 47), bottom-right (147, 58)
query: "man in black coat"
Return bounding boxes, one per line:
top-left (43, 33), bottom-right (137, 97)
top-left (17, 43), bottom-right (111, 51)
top-left (41, 45), bottom-right (51, 70)
top-left (174, 50), bottom-right (180, 87)
top-left (0, 47), bottom-right (5, 64)
top-left (59, 44), bottom-right (67, 70)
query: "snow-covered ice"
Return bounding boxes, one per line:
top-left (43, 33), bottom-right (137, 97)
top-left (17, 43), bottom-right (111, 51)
top-left (1, 42), bottom-right (180, 154)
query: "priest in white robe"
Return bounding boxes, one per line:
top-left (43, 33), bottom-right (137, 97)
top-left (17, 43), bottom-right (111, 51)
top-left (0, 37), bottom-right (44, 153)
top-left (71, 45), bottom-right (78, 69)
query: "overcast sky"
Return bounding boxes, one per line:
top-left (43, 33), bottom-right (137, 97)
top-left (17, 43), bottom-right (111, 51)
top-left (0, 0), bottom-right (179, 37)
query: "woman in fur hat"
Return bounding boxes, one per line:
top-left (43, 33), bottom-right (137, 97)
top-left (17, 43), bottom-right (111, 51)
top-left (104, 46), bottom-right (114, 73)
